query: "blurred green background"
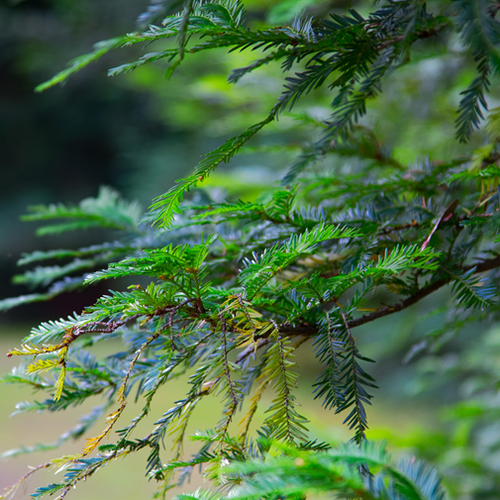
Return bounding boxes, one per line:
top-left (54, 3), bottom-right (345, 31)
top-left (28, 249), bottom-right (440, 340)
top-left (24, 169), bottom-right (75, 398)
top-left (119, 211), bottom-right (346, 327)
top-left (1, 0), bottom-right (500, 498)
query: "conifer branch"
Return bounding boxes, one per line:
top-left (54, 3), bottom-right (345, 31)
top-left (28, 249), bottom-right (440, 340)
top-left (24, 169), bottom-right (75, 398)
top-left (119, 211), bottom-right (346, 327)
top-left (4, 1), bottom-right (500, 497)
top-left (278, 255), bottom-right (500, 337)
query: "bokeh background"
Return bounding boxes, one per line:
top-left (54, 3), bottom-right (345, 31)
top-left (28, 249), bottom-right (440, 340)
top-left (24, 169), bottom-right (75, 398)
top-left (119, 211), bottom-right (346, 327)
top-left (1, 0), bottom-right (500, 499)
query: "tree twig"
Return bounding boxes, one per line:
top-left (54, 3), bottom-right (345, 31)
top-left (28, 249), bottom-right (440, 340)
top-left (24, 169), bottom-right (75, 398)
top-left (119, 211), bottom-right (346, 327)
top-left (277, 255), bottom-right (500, 338)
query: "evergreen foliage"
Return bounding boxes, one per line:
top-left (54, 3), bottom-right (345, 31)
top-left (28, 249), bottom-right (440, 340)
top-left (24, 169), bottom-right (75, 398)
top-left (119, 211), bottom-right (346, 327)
top-left (2, 0), bottom-right (500, 499)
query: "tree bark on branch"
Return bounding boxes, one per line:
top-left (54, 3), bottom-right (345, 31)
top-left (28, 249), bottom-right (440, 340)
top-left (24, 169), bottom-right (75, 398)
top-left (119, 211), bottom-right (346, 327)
top-left (277, 255), bottom-right (500, 337)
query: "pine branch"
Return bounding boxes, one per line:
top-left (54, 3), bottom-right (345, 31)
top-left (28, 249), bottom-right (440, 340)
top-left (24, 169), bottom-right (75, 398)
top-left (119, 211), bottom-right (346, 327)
top-left (278, 255), bottom-right (500, 337)
top-left (261, 326), bottom-right (309, 443)
top-left (6, 1), bottom-right (500, 498)
top-left (150, 111), bottom-right (278, 227)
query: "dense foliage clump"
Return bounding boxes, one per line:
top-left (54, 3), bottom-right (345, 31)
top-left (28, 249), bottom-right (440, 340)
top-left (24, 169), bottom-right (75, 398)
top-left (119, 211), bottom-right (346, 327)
top-left (2, 0), bottom-right (500, 499)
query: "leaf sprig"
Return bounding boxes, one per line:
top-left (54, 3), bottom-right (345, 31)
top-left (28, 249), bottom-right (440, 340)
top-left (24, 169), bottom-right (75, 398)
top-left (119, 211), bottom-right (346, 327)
top-left (3, 0), bottom-right (500, 499)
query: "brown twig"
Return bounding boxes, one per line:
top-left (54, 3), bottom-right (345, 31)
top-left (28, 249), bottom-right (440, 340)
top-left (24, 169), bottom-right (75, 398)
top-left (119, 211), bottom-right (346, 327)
top-left (0, 461), bottom-right (52, 500)
top-left (276, 254), bottom-right (500, 338)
